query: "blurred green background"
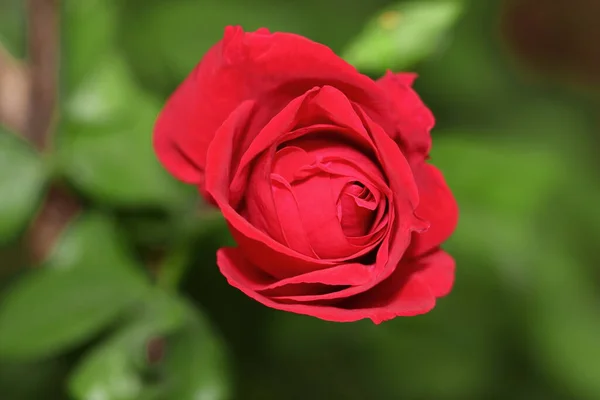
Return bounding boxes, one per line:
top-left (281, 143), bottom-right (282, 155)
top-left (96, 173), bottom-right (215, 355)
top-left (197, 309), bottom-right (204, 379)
top-left (1, 0), bottom-right (600, 399)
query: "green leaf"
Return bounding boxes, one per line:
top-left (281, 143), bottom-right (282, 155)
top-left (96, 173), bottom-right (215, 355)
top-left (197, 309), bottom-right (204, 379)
top-left (259, 311), bottom-right (495, 400)
top-left (69, 290), bottom-right (188, 400)
top-left (162, 300), bottom-right (231, 400)
top-left (155, 211), bottom-right (230, 291)
top-left (0, 0), bottom-right (25, 57)
top-left (58, 56), bottom-right (192, 209)
top-left (71, 341), bottom-right (144, 400)
top-left (0, 213), bottom-right (149, 360)
top-left (524, 166), bottom-right (600, 399)
top-left (0, 359), bottom-right (66, 400)
top-left (430, 134), bottom-right (563, 219)
top-left (430, 134), bottom-right (565, 284)
top-left (342, 0), bottom-right (464, 74)
top-left (0, 128), bottom-right (46, 242)
top-left (63, 55), bottom-right (140, 124)
top-left (69, 295), bottom-right (230, 400)
top-left (116, 0), bottom-right (395, 95)
top-left (528, 241), bottom-right (600, 399)
top-left (62, 0), bottom-right (119, 94)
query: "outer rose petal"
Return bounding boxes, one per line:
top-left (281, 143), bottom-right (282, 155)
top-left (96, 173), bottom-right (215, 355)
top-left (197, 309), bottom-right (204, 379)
top-left (412, 249), bottom-right (455, 297)
top-left (217, 247), bottom-right (437, 324)
top-left (376, 71), bottom-right (435, 160)
top-left (409, 163), bottom-right (459, 256)
top-left (153, 25), bottom-right (392, 192)
top-left (270, 248), bottom-right (454, 303)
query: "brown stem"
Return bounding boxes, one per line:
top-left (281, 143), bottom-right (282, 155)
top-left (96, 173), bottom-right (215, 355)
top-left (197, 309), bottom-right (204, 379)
top-left (22, 0), bottom-right (77, 265)
top-left (26, 0), bottom-right (59, 151)
top-left (26, 184), bottom-right (81, 265)
top-left (0, 44), bottom-right (30, 133)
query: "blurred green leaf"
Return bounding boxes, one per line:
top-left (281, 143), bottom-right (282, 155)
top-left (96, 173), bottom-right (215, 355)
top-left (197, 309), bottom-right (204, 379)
top-left (0, 128), bottom-right (46, 242)
top-left (71, 341), bottom-right (144, 400)
top-left (431, 134), bottom-right (563, 219)
top-left (431, 133), bottom-right (566, 285)
top-left (342, 0), bottom-right (464, 74)
top-left (63, 0), bottom-right (119, 94)
top-left (0, 0), bottom-right (25, 57)
top-left (117, 0), bottom-right (297, 94)
top-left (70, 295), bottom-right (230, 400)
top-left (414, 0), bottom-right (521, 125)
top-left (0, 213), bottom-right (149, 360)
top-left (58, 56), bottom-right (192, 209)
top-left (155, 211), bottom-right (229, 291)
top-left (116, 0), bottom-right (393, 94)
top-left (0, 359), bottom-right (67, 400)
top-left (258, 311), bottom-right (494, 400)
top-left (526, 170), bottom-right (600, 399)
top-left (63, 55), bottom-right (139, 123)
top-left (69, 290), bottom-right (187, 400)
top-left (162, 299), bottom-right (231, 400)
top-left (528, 241), bottom-right (600, 399)
top-left (432, 126), bottom-right (600, 399)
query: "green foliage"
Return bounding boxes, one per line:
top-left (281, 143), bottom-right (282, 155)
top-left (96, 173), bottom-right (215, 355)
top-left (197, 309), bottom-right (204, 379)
top-left (0, 128), bottom-right (46, 242)
top-left (116, 0), bottom-right (392, 94)
top-left (59, 0), bottom-right (192, 209)
top-left (68, 291), bottom-right (230, 400)
top-left (68, 290), bottom-right (186, 400)
top-left (342, 0), bottom-right (464, 74)
top-left (0, 0), bottom-right (25, 57)
top-left (62, 0), bottom-right (119, 94)
top-left (57, 55), bottom-right (193, 209)
top-left (432, 135), bottom-right (563, 217)
top-left (530, 244), bottom-right (600, 399)
top-left (0, 213), bottom-right (149, 360)
top-left (0, 360), bottom-right (66, 400)
top-left (161, 299), bottom-right (231, 400)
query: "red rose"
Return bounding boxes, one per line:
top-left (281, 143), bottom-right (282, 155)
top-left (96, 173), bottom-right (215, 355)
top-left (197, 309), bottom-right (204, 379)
top-left (154, 26), bottom-right (458, 323)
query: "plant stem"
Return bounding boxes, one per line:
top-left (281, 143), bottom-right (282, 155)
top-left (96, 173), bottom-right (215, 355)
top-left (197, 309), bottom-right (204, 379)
top-left (26, 0), bottom-right (59, 151)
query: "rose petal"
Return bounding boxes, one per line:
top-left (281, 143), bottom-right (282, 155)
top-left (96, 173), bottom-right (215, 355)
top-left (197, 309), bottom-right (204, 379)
top-left (289, 172), bottom-right (361, 259)
top-left (206, 90), bottom-right (383, 276)
top-left (217, 246), bottom-right (376, 290)
top-left (338, 183), bottom-right (377, 237)
top-left (154, 26), bottom-right (391, 193)
top-left (412, 249), bottom-right (455, 297)
top-left (232, 85), bottom-right (377, 188)
top-left (244, 149), bottom-right (291, 249)
top-left (376, 71), bottom-right (434, 161)
top-left (217, 247), bottom-right (436, 324)
top-left (269, 250), bottom-right (451, 317)
top-left (206, 93), bottom-right (331, 277)
top-left (353, 105), bottom-right (426, 269)
top-left (408, 163), bottom-right (459, 256)
top-left (269, 173), bottom-right (319, 257)
top-left (208, 87), bottom-right (394, 275)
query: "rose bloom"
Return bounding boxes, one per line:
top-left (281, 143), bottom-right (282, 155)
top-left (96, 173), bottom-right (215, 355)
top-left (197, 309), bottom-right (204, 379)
top-left (154, 26), bottom-right (458, 323)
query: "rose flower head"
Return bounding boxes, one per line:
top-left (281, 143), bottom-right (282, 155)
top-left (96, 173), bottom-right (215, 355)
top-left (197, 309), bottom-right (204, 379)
top-left (154, 26), bottom-right (458, 323)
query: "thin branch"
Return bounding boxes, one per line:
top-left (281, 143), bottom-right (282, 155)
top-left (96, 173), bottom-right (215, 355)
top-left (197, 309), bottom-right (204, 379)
top-left (26, 0), bottom-right (60, 151)
top-left (23, 0), bottom-right (77, 265)
top-left (27, 184), bottom-right (81, 265)
top-left (0, 43), bottom-right (29, 133)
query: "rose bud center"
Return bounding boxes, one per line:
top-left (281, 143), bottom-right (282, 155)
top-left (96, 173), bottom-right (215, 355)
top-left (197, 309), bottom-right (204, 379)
top-left (246, 133), bottom-right (390, 261)
top-left (337, 181), bottom-right (377, 237)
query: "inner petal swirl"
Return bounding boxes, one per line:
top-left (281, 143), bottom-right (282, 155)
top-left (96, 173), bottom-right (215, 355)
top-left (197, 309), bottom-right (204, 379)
top-left (246, 131), bottom-right (390, 261)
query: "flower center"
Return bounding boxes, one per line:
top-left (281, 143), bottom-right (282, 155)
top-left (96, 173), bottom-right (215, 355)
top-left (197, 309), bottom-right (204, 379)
top-left (243, 133), bottom-right (390, 260)
top-left (337, 181), bottom-right (377, 237)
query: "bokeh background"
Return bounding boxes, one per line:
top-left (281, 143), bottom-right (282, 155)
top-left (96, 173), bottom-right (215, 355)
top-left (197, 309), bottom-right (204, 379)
top-left (1, 0), bottom-right (600, 399)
